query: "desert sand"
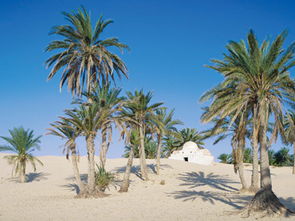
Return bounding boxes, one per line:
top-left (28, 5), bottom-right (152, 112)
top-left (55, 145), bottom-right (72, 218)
top-left (0, 153), bottom-right (294, 221)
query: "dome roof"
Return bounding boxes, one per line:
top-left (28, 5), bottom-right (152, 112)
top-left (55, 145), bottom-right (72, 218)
top-left (182, 141), bottom-right (199, 151)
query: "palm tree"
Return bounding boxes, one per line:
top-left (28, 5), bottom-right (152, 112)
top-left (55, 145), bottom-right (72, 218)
top-left (121, 90), bottom-right (163, 180)
top-left (274, 147), bottom-right (292, 166)
top-left (47, 119), bottom-right (85, 193)
top-left (201, 30), bottom-right (295, 215)
top-left (0, 127), bottom-right (43, 183)
top-left (174, 128), bottom-right (205, 149)
top-left (153, 108), bottom-right (182, 174)
top-left (62, 103), bottom-right (107, 196)
top-left (119, 129), bottom-right (139, 192)
top-left (202, 115), bottom-right (249, 191)
top-left (283, 111), bottom-right (295, 173)
top-left (218, 153), bottom-right (231, 164)
top-left (83, 83), bottom-right (125, 169)
top-left (45, 7), bottom-right (129, 95)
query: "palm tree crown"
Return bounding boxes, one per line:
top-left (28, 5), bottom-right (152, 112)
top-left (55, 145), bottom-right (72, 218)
top-left (46, 7), bottom-right (129, 95)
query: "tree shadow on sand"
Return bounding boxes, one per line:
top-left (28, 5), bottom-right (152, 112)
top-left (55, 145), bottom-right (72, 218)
top-left (114, 163), bottom-right (173, 180)
top-left (177, 171), bottom-right (239, 192)
top-left (26, 172), bottom-right (50, 182)
top-left (168, 171), bottom-right (251, 209)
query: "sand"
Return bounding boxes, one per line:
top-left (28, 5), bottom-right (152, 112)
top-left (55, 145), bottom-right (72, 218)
top-left (0, 153), bottom-right (294, 221)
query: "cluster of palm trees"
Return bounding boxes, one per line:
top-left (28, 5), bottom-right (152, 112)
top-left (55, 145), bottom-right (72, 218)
top-left (218, 147), bottom-right (294, 167)
top-left (44, 7), bottom-right (186, 196)
top-left (200, 30), bottom-right (295, 215)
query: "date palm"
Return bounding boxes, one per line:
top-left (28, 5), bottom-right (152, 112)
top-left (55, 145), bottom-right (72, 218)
top-left (84, 83), bottom-right (125, 169)
top-left (201, 30), bottom-right (295, 215)
top-left (202, 115), bottom-right (249, 191)
top-left (152, 108), bottom-right (182, 174)
top-left (283, 111), bottom-right (295, 174)
top-left (174, 128), bottom-right (205, 149)
top-left (0, 127), bottom-right (43, 183)
top-left (62, 103), bottom-right (107, 196)
top-left (46, 7), bottom-right (129, 95)
top-left (121, 90), bottom-right (163, 180)
top-left (47, 119), bottom-right (85, 192)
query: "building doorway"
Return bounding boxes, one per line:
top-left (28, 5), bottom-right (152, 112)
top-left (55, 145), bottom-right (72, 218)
top-left (184, 157), bottom-right (188, 162)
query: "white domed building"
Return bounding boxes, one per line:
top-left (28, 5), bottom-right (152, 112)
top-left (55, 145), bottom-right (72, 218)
top-left (168, 141), bottom-right (214, 165)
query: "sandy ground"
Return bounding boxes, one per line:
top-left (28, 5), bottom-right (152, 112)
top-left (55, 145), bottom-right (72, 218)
top-left (0, 153), bottom-right (294, 221)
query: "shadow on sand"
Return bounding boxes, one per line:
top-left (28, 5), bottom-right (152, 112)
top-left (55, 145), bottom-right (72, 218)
top-left (168, 171), bottom-right (250, 209)
top-left (26, 172), bottom-right (50, 182)
top-left (114, 163), bottom-right (173, 180)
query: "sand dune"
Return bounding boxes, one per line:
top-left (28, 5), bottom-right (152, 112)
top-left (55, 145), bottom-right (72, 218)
top-left (0, 154), bottom-right (294, 221)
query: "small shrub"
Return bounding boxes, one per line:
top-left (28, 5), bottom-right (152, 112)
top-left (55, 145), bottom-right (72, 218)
top-left (95, 165), bottom-right (115, 192)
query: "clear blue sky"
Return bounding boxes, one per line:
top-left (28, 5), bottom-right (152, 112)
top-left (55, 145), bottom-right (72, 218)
top-left (0, 0), bottom-right (294, 159)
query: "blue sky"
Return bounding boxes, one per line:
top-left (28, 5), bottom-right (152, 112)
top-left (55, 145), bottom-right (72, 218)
top-left (0, 0), bottom-right (294, 159)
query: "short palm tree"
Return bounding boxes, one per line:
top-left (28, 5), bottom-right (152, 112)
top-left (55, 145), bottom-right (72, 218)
top-left (283, 111), bottom-right (295, 174)
top-left (152, 108), bottom-right (182, 174)
top-left (201, 30), bottom-right (295, 215)
top-left (274, 147), bottom-right (292, 166)
top-left (46, 7), bottom-right (129, 95)
top-left (47, 119), bottom-right (85, 192)
top-left (62, 103), bottom-right (107, 196)
top-left (83, 83), bottom-right (125, 169)
top-left (121, 90), bottom-right (163, 180)
top-left (0, 127), bottom-right (43, 183)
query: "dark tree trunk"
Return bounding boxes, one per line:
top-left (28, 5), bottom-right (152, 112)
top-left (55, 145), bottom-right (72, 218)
top-left (119, 145), bottom-right (134, 192)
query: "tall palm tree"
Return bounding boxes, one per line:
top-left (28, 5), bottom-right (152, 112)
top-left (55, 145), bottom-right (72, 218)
top-left (47, 119), bottom-right (85, 193)
top-left (152, 108), bottom-right (182, 174)
top-left (283, 111), bottom-right (295, 174)
top-left (62, 103), bottom-right (107, 196)
top-left (83, 83), bottom-right (125, 169)
top-left (0, 127), bottom-right (43, 183)
top-left (201, 30), bottom-right (295, 215)
top-left (121, 90), bottom-right (163, 180)
top-left (46, 7), bottom-right (129, 95)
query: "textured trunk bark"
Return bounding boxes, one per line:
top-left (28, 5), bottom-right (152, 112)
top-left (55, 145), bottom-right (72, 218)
top-left (156, 135), bottom-right (162, 175)
top-left (119, 145), bottom-right (134, 192)
top-left (260, 106), bottom-right (272, 190)
top-left (70, 144), bottom-right (85, 193)
top-left (237, 135), bottom-right (247, 190)
top-left (19, 162), bottom-right (26, 183)
top-left (250, 105), bottom-right (259, 192)
top-left (139, 125), bottom-right (149, 180)
top-left (86, 134), bottom-right (96, 192)
top-left (99, 129), bottom-right (108, 169)
top-left (293, 142), bottom-right (295, 175)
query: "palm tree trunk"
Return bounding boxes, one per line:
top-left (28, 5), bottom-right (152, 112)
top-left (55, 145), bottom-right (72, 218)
top-left (250, 104), bottom-right (259, 192)
top-left (156, 135), bottom-right (162, 175)
top-left (99, 128), bottom-right (108, 169)
top-left (70, 144), bottom-right (85, 193)
top-left (237, 137), bottom-right (248, 191)
top-left (139, 125), bottom-right (149, 180)
top-left (244, 105), bottom-right (289, 216)
top-left (293, 142), bottom-right (295, 174)
top-left (86, 134), bottom-right (96, 192)
top-left (119, 145), bottom-right (134, 192)
top-left (19, 161), bottom-right (26, 183)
